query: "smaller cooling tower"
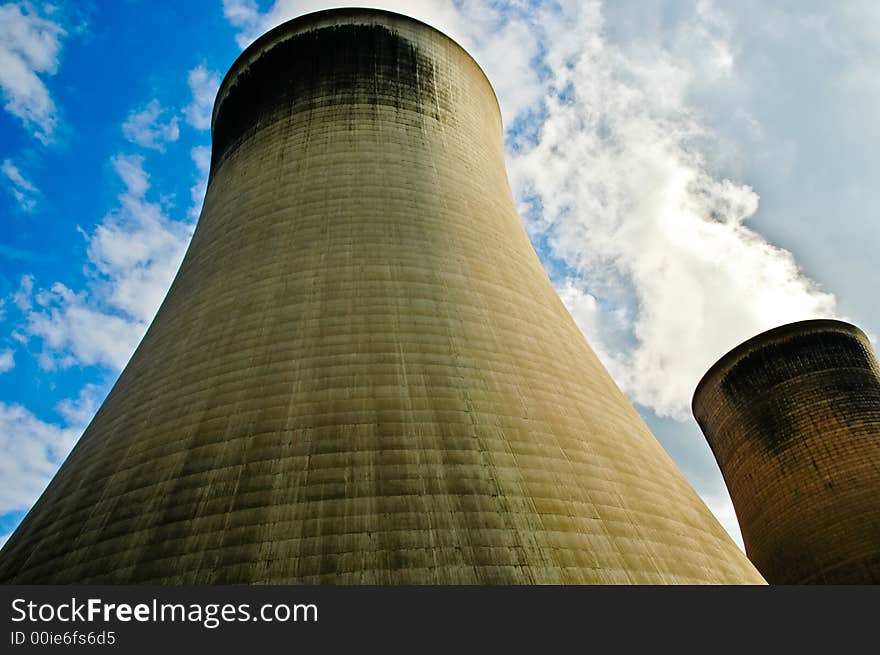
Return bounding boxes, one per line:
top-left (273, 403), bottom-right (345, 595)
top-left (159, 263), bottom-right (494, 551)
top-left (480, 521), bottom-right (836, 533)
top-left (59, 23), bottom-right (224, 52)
top-left (693, 319), bottom-right (880, 584)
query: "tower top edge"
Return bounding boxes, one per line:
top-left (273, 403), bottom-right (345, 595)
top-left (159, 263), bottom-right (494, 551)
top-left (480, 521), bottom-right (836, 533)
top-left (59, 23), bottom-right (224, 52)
top-left (691, 318), bottom-right (868, 412)
top-left (212, 7), bottom-right (502, 131)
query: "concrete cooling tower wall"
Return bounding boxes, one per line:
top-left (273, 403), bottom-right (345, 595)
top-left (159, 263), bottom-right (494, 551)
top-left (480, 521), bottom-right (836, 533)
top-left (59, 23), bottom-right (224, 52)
top-left (0, 9), bottom-right (763, 584)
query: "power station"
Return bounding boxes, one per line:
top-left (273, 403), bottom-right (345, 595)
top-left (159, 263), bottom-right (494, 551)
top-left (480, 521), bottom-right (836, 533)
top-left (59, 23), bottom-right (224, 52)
top-left (693, 319), bottom-right (880, 584)
top-left (0, 8), bottom-right (772, 584)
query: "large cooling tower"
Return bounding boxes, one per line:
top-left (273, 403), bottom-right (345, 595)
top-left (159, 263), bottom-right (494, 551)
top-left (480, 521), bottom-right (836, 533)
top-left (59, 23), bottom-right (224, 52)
top-left (693, 319), bottom-right (880, 584)
top-left (0, 9), bottom-right (763, 584)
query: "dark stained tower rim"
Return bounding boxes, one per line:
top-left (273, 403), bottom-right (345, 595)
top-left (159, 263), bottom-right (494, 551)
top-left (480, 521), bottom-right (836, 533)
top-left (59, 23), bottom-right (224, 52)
top-left (211, 7), bottom-right (503, 132)
top-left (692, 318), bottom-right (868, 414)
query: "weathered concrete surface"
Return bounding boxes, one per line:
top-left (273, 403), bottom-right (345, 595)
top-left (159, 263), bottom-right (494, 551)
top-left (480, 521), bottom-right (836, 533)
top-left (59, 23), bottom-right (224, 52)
top-left (694, 319), bottom-right (880, 584)
top-left (0, 9), bottom-right (763, 584)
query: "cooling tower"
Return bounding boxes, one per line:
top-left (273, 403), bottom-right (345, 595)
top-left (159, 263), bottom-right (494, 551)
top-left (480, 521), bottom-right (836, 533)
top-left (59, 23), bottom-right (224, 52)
top-left (0, 9), bottom-right (763, 584)
top-left (693, 319), bottom-right (880, 584)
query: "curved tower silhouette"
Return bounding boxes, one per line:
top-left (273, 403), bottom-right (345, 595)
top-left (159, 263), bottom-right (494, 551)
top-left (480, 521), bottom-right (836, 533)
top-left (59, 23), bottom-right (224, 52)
top-left (0, 9), bottom-right (762, 584)
top-left (693, 319), bottom-right (880, 584)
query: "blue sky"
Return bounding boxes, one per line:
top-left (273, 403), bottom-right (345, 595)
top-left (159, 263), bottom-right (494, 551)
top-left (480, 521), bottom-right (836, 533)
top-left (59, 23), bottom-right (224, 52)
top-left (1, 0), bottom-right (878, 550)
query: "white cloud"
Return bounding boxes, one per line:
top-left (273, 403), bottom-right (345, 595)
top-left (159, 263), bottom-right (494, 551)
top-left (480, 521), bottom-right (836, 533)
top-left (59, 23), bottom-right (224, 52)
top-left (122, 99), bottom-right (180, 151)
top-left (55, 383), bottom-right (102, 429)
top-left (556, 279), bottom-right (628, 378)
top-left (1, 159), bottom-right (36, 191)
top-left (508, 1), bottom-right (837, 419)
top-left (700, 488), bottom-right (744, 552)
top-left (112, 151), bottom-right (149, 197)
top-left (87, 155), bottom-right (193, 322)
top-left (0, 2), bottom-right (66, 142)
top-left (222, 0), bottom-right (262, 46)
top-left (183, 65), bottom-right (221, 130)
top-left (189, 145), bottom-right (210, 218)
top-left (1, 158), bottom-right (39, 211)
top-left (20, 154), bottom-right (194, 370)
top-left (25, 282), bottom-right (145, 370)
top-left (0, 347), bottom-right (14, 373)
top-left (0, 383), bottom-right (103, 515)
top-left (11, 274), bottom-right (33, 312)
top-left (0, 401), bottom-right (79, 514)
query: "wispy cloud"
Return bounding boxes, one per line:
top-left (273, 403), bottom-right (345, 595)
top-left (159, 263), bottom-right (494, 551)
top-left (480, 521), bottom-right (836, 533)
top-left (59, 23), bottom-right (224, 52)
top-left (0, 403), bottom-right (78, 514)
top-left (183, 65), bottom-right (221, 130)
top-left (0, 2), bottom-right (66, 142)
top-left (87, 155), bottom-right (192, 322)
top-left (0, 384), bottom-right (103, 515)
top-left (25, 282), bottom-right (146, 370)
top-left (55, 382), bottom-right (102, 427)
top-left (701, 488), bottom-right (744, 551)
top-left (222, 0), bottom-right (263, 48)
top-left (507, 1), bottom-right (837, 419)
top-left (11, 274), bottom-right (33, 312)
top-left (18, 154), bottom-right (193, 370)
top-left (0, 348), bottom-right (14, 373)
top-left (1, 158), bottom-right (39, 211)
top-left (122, 99), bottom-right (180, 151)
top-left (189, 145), bottom-right (210, 218)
